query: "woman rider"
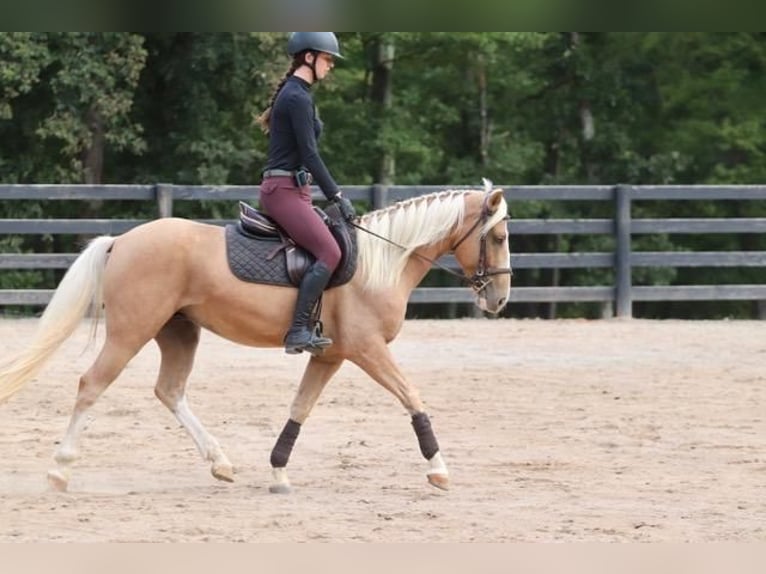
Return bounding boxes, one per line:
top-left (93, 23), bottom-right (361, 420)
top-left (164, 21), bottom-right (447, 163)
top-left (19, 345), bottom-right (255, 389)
top-left (256, 32), bottom-right (356, 356)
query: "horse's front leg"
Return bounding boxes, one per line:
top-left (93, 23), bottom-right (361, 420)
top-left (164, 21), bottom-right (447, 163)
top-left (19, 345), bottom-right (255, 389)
top-left (269, 356), bottom-right (342, 494)
top-left (351, 342), bottom-right (449, 491)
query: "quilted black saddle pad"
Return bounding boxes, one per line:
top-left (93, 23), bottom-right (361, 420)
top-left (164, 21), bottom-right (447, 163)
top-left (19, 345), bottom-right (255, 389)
top-left (225, 204), bottom-right (357, 288)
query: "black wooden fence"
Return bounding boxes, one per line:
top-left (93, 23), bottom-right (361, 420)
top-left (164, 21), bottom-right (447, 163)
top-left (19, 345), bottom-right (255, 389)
top-left (2, 183), bottom-right (766, 317)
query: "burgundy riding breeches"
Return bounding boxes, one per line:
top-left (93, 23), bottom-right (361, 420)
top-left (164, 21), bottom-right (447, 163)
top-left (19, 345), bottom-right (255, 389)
top-left (259, 176), bottom-right (341, 271)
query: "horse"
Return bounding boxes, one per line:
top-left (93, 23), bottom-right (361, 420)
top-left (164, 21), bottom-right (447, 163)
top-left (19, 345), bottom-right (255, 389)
top-left (0, 179), bottom-right (511, 493)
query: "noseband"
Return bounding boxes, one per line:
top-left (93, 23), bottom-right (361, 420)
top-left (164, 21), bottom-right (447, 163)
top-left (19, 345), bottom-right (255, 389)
top-left (450, 198), bottom-right (513, 294)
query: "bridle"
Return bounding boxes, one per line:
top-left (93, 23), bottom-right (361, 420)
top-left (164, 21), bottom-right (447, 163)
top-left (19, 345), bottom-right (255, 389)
top-left (449, 197), bottom-right (513, 293)
top-left (350, 195), bottom-right (513, 294)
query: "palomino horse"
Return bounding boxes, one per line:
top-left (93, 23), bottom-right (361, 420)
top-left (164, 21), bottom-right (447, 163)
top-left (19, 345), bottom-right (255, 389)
top-left (0, 179), bottom-right (511, 493)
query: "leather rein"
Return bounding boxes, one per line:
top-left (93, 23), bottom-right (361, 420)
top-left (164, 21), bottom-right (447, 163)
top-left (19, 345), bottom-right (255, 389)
top-left (350, 198), bottom-right (513, 294)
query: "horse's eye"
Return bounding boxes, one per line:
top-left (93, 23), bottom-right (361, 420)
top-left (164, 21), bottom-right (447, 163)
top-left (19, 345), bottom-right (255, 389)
top-left (494, 234), bottom-right (507, 245)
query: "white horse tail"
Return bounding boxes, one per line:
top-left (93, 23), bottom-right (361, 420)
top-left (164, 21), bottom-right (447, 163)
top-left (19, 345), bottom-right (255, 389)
top-left (0, 235), bottom-right (115, 404)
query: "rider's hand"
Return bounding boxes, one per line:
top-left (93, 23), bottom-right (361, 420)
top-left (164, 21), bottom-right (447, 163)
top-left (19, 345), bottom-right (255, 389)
top-left (332, 193), bottom-right (357, 222)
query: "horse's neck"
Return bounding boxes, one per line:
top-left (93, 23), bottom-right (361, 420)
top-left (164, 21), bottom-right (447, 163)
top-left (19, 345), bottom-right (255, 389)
top-left (400, 239), bottom-right (452, 293)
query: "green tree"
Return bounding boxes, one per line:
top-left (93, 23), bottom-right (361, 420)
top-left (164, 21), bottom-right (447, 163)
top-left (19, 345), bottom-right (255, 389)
top-left (116, 32), bottom-right (283, 189)
top-left (38, 33), bottom-right (146, 184)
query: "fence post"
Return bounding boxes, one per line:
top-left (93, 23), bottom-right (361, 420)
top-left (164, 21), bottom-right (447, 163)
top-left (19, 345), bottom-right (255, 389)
top-left (156, 183), bottom-right (174, 218)
top-left (372, 183), bottom-right (389, 211)
top-left (614, 184), bottom-right (632, 318)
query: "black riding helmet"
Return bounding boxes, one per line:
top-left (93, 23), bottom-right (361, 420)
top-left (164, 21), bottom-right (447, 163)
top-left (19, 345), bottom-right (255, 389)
top-left (287, 32), bottom-right (344, 59)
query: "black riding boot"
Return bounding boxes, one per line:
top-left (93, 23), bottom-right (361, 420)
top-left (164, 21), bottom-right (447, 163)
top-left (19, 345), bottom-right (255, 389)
top-left (284, 261), bottom-right (333, 355)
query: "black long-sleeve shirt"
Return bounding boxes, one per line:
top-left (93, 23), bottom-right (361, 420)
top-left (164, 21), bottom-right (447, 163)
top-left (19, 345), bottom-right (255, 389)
top-left (264, 76), bottom-right (340, 200)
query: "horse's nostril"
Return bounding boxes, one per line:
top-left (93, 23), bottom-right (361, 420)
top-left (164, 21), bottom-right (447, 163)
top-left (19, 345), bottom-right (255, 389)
top-left (498, 297), bottom-right (506, 308)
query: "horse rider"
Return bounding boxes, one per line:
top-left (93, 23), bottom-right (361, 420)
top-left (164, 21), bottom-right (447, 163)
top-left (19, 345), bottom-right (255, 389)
top-left (256, 32), bottom-right (357, 355)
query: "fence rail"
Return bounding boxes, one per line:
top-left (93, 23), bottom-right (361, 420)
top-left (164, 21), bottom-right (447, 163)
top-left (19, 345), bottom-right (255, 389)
top-left (1, 183), bottom-right (765, 317)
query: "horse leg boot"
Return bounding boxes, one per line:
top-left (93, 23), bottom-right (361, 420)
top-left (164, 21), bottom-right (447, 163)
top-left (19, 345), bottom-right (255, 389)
top-left (284, 261), bottom-right (333, 355)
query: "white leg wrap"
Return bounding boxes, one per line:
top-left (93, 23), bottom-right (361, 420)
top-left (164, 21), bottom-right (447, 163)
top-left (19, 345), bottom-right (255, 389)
top-left (269, 467), bottom-right (292, 494)
top-left (426, 451), bottom-right (448, 476)
top-left (272, 466), bottom-right (290, 486)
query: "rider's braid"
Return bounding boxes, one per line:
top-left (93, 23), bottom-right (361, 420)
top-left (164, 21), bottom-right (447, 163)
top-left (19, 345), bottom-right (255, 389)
top-left (256, 56), bottom-right (303, 134)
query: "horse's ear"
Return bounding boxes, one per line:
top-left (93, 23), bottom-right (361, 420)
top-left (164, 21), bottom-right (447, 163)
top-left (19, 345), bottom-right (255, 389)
top-left (487, 188), bottom-right (505, 214)
top-left (481, 178), bottom-right (506, 215)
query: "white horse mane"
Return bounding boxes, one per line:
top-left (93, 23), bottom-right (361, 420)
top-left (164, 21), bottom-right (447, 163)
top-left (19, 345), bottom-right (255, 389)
top-left (356, 179), bottom-right (507, 291)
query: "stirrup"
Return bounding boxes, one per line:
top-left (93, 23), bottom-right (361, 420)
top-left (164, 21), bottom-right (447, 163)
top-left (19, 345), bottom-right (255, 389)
top-left (284, 324), bottom-right (333, 356)
top-left (284, 337), bottom-right (333, 356)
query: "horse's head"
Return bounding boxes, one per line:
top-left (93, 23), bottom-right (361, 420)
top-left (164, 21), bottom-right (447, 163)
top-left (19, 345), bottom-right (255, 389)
top-left (452, 179), bottom-right (512, 314)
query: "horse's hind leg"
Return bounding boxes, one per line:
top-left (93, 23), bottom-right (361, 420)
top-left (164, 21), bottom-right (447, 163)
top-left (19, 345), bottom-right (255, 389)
top-left (153, 314), bottom-right (233, 483)
top-left (47, 340), bottom-right (140, 492)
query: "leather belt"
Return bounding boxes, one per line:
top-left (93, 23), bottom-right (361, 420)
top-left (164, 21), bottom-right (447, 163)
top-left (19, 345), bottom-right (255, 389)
top-left (262, 169), bottom-right (296, 178)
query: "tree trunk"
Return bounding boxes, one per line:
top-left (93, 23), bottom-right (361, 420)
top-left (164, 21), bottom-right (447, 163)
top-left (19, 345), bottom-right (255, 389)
top-left (477, 54), bottom-right (490, 168)
top-left (80, 106), bottom-right (105, 259)
top-left (82, 107), bottom-right (104, 185)
top-left (370, 37), bottom-right (395, 186)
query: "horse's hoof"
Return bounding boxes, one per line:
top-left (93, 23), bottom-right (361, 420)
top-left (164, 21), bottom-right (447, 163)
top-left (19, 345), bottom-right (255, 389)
top-left (269, 483), bottom-right (292, 494)
top-left (211, 463), bottom-right (234, 483)
top-left (47, 469), bottom-right (69, 492)
top-left (427, 473), bottom-right (449, 491)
